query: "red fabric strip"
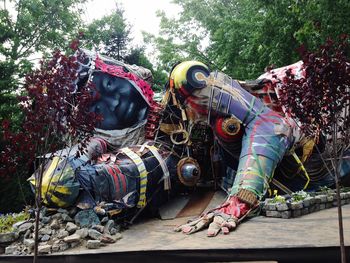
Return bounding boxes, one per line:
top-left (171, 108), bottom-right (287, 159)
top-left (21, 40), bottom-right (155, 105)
top-left (107, 166), bottom-right (120, 200)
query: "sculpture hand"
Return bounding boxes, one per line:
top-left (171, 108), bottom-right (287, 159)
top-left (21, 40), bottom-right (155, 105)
top-left (174, 196), bottom-right (253, 237)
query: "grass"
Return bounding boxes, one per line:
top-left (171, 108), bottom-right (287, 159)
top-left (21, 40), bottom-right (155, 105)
top-left (0, 212), bottom-right (30, 233)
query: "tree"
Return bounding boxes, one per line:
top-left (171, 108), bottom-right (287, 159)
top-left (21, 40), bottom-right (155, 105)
top-left (150, 0), bottom-right (350, 79)
top-left (124, 47), bottom-right (168, 92)
top-left (280, 37), bottom-right (350, 263)
top-left (83, 4), bottom-right (131, 61)
top-left (84, 6), bottom-right (168, 92)
top-left (1, 45), bottom-right (99, 261)
top-left (0, 0), bottom-right (85, 127)
top-left (0, 0), bottom-right (86, 213)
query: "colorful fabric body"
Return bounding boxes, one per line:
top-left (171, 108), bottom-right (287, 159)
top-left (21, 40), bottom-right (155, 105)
top-left (183, 71), bottom-right (297, 198)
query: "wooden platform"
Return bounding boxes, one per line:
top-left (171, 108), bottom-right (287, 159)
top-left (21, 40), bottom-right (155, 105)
top-left (1, 204), bottom-right (350, 263)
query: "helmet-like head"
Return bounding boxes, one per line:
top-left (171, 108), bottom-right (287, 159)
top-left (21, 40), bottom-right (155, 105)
top-left (169, 61), bottom-right (210, 97)
top-left (29, 157), bottom-right (81, 208)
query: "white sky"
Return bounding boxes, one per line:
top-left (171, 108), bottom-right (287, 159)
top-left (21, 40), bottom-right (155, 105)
top-left (83, 0), bottom-right (182, 45)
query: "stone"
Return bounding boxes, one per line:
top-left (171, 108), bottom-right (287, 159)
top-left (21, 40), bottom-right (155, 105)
top-left (264, 203), bottom-right (276, 211)
top-left (41, 234), bottom-right (50, 242)
top-left (101, 217), bottom-right (109, 224)
top-left (41, 216), bottom-right (51, 224)
top-left (61, 214), bottom-right (73, 222)
top-left (63, 233), bottom-right (81, 243)
top-left (318, 195), bottom-right (327, 203)
top-left (281, 211), bottom-right (292, 219)
top-left (292, 209), bottom-right (302, 217)
top-left (114, 224), bottom-right (121, 232)
top-left (5, 246), bottom-right (17, 255)
top-left (52, 243), bottom-right (60, 252)
top-left (57, 208), bottom-right (68, 214)
top-left (276, 203), bottom-right (289, 211)
top-left (92, 224), bottom-right (104, 233)
top-left (265, 210), bottom-right (281, 218)
top-left (290, 201), bottom-right (303, 210)
top-left (40, 207), bottom-right (48, 218)
top-left (314, 203), bottom-right (320, 211)
top-left (86, 240), bottom-right (101, 249)
top-left (68, 207), bottom-right (78, 217)
top-left (103, 220), bottom-right (115, 234)
top-left (100, 234), bottom-right (116, 244)
top-left (18, 222), bottom-right (33, 234)
top-left (314, 196), bottom-right (322, 204)
top-left (39, 227), bottom-right (52, 236)
top-left (38, 244), bottom-right (51, 254)
top-left (326, 195), bottom-right (334, 202)
top-left (113, 232), bottom-right (122, 241)
top-left (320, 203), bottom-right (326, 210)
top-left (57, 230), bottom-right (69, 239)
top-left (24, 229), bottom-right (31, 239)
top-left (23, 239), bottom-right (35, 249)
top-left (65, 222), bottom-right (78, 234)
top-left (76, 228), bottom-right (88, 239)
top-left (59, 242), bottom-right (69, 251)
top-left (309, 205), bottom-right (316, 213)
top-left (52, 213), bottom-right (63, 220)
top-left (302, 208), bottom-right (309, 215)
top-left (13, 220), bottom-right (28, 229)
top-left (110, 228), bottom-right (118, 236)
top-left (74, 209), bottom-right (100, 228)
top-left (70, 241), bottom-right (80, 248)
top-left (88, 229), bottom-right (103, 240)
top-left (303, 197), bottom-right (313, 207)
top-left (0, 232), bottom-right (18, 243)
top-left (50, 219), bottom-right (60, 230)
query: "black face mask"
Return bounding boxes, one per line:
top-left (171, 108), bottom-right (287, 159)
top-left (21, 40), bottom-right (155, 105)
top-left (90, 72), bottom-right (149, 130)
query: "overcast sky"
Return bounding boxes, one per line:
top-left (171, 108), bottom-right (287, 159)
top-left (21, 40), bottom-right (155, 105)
top-left (84, 0), bottom-right (182, 45)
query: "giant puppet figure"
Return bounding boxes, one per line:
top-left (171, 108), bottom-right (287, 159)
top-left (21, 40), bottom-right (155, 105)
top-left (168, 61), bottom-right (350, 236)
top-left (29, 50), bottom-right (200, 216)
top-left (31, 53), bottom-right (350, 233)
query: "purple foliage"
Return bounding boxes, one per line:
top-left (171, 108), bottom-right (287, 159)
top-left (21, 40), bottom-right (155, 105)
top-left (279, 36), bottom-right (350, 137)
top-left (0, 41), bottom-right (101, 178)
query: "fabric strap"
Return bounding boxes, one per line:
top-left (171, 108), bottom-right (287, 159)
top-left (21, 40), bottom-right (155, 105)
top-left (144, 144), bottom-right (171, 191)
top-left (121, 147), bottom-right (148, 208)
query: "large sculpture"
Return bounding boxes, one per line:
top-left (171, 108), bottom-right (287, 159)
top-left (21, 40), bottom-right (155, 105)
top-left (167, 61), bottom-right (350, 236)
top-left (30, 53), bottom-right (350, 235)
top-left (29, 50), bottom-right (197, 218)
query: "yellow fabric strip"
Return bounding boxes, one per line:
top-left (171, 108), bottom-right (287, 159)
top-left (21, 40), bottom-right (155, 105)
top-left (42, 157), bottom-right (60, 198)
top-left (292, 152), bottom-right (310, 189)
top-left (121, 147), bottom-right (148, 208)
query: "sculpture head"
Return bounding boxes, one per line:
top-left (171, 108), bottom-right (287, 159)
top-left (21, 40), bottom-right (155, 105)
top-left (169, 60), bottom-right (210, 98)
top-left (28, 157), bottom-right (81, 208)
top-left (90, 71), bottom-right (149, 130)
top-left (76, 50), bottom-right (153, 132)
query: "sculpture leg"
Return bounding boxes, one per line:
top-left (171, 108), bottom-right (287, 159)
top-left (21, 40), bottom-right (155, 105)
top-left (230, 111), bottom-right (293, 199)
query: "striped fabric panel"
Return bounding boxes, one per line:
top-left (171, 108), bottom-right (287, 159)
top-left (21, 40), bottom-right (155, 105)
top-left (121, 147), bottom-right (148, 208)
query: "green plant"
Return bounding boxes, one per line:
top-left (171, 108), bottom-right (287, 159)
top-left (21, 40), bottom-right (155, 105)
top-left (0, 212), bottom-right (30, 233)
top-left (269, 195), bottom-right (286, 204)
top-left (291, 190), bottom-right (310, 202)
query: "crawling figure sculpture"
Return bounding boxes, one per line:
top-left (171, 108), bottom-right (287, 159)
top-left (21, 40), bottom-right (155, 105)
top-left (30, 52), bottom-right (350, 234)
top-left (166, 61), bottom-right (350, 236)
